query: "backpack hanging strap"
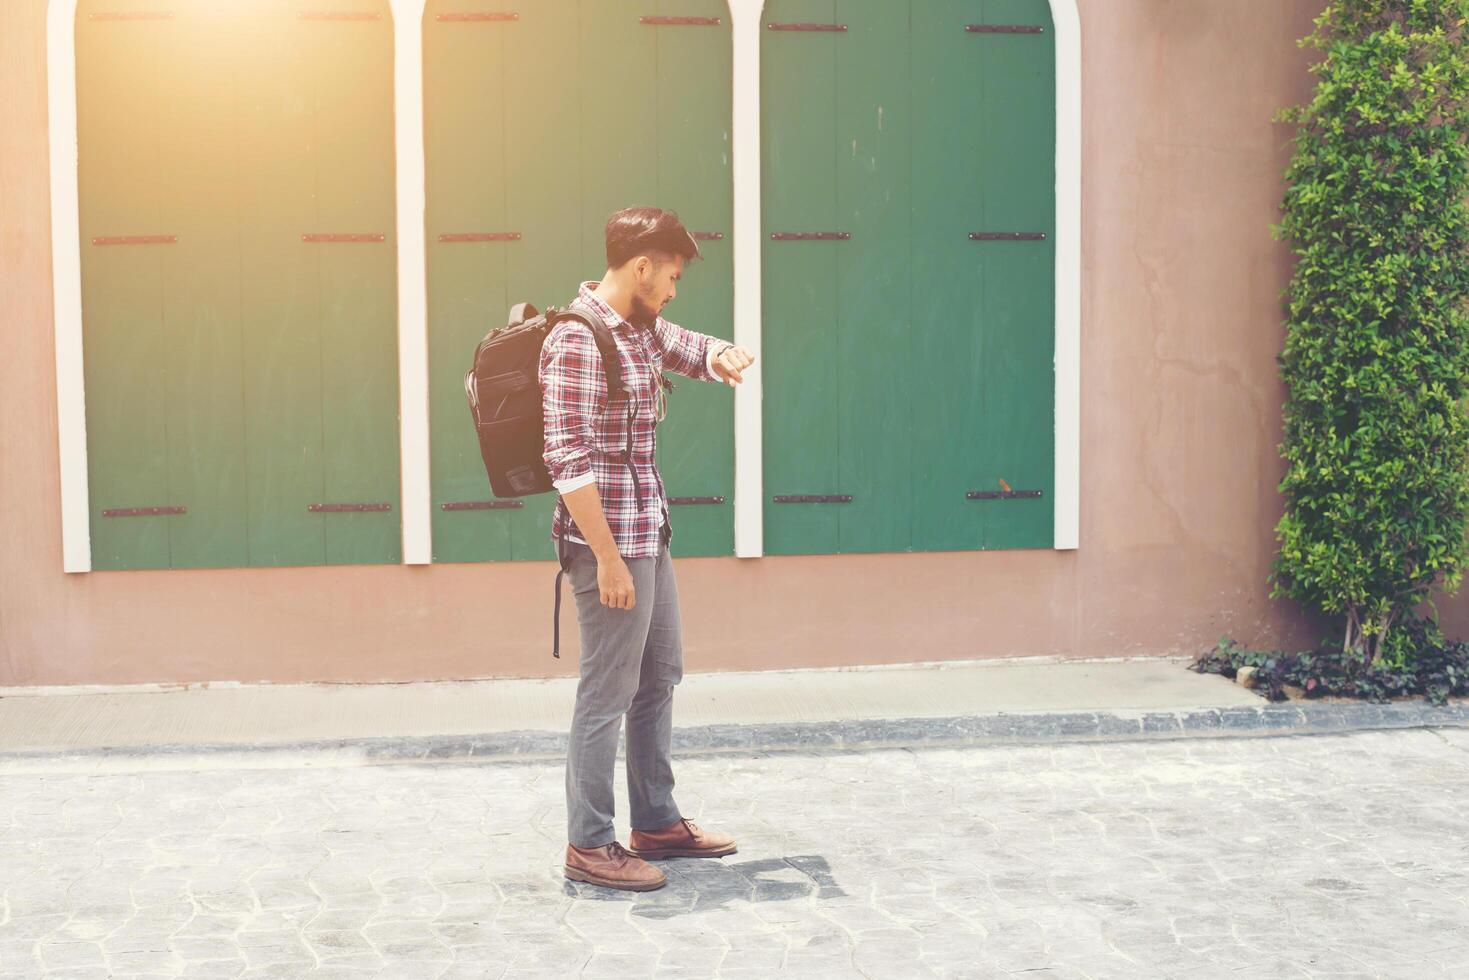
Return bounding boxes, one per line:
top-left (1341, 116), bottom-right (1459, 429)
top-left (552, 533), bottom-right (570, 659)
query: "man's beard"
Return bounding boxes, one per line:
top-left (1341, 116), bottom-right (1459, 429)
top-left (630, 291), bottom-right (660, 326)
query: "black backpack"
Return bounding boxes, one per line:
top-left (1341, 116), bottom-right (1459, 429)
top-left (464, 302), bottom-right (625, 498)
top-left (465, 301), bottom-right (628, 660)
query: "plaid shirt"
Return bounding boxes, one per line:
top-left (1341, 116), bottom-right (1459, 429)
top-left (539, 281), bottom-right (732, 559)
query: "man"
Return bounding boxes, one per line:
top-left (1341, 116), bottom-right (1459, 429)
top-left (539, 207), bottom-right (757, 892)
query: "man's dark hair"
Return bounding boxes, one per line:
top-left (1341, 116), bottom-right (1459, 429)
top-left (604, 206), bottom-right (702, 269)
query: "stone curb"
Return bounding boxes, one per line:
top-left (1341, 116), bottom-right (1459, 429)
top-left (1, 699), bottom-right (1466, 766)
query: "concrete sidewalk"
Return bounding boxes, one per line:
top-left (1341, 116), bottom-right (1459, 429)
top-left (0, 657), bottom-right (1238, 752)
top-left (3, 656), bottom-right (1467, 769)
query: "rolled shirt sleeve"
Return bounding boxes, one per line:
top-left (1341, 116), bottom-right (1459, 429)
top-left (538, 321), bottom-right (605, 494)
top-left (654, 315), bottom-right (733, 383)
top-left (552, 470), bottom-right (597, 495)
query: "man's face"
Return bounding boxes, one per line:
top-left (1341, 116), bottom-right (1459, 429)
top-left (631, 253), bottom-right (684, 322)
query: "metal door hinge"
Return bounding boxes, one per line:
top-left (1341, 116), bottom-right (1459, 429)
top-left (437, 12), bottom-right (519, 21)
top-left (438, 232), bottom-right (521, 242)
top-left (774, 494), bottom-right (852, 504)
top-left (302, 233), bottom-right (384, 243)
top-left (441, 501), bottom-right (523, 510)
top-left (92, 235), bottom-right (176, 246)
top-left (299, 11), bottom-right (382, 20)
top-left (768, 22), bottom-right (846, 32)
top-left (965, 24), bottom-right (1045, 34)
top-left (309, 503), bottom-right (393, 513)
top-left (641, 16), bottom-right (721, 26)
top-left (970, 232), bottom-right (1046, 241)
top-left (967, 490), bottom-right (1043, 500)
top-left (771, 232), bottom-right (850, 241)
top-left (89, 11), bottom-right (172, 20)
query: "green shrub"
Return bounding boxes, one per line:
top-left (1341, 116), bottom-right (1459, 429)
top-left (1193, 628), bottom-right (1469, 705)
top-left (1270, 0), bottom-right (1469, 666)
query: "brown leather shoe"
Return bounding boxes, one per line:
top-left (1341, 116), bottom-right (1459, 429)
top-left (627, 817), bottom-right (738, 860)
top-left (563, 841), bottom-right (668, 891)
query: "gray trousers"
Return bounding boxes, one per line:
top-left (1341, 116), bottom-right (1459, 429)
top-left (560, 530), bottom-right (684, 848)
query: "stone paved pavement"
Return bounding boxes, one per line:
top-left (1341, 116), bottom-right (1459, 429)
top-left (2, 729), bottom-right (1468, 979)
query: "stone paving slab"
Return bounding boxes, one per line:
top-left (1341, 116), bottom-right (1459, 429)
top-left (3, 728), bottom-right (1469, 978)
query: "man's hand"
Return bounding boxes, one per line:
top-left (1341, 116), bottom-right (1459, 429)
top-left (713, 345), bottom-right (757, 386)
top-left (598, 555), bottom-right (637, 610)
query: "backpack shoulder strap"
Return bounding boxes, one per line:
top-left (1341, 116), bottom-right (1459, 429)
top-left (550, 306), bottom-right (624, 399)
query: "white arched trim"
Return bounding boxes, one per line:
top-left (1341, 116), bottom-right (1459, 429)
top-left (1050, 0), bottom-right (1081, 551)
top-left (388, 0), bottom-right (431, 565)
top-left (48, 0), bottom-right (88, 572)
top-left (728, 0), bottom-right (764, 557)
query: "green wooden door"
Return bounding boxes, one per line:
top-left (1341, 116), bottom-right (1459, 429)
top-left (761, 0), bottom-right (1055, 555)
top-left (77, 0), bottom-right (401, 570)
top-left (425, 0), bottom-right (735, 563)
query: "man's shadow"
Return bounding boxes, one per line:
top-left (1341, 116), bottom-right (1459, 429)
top-left (563, 854), bottom-right (846, 916)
